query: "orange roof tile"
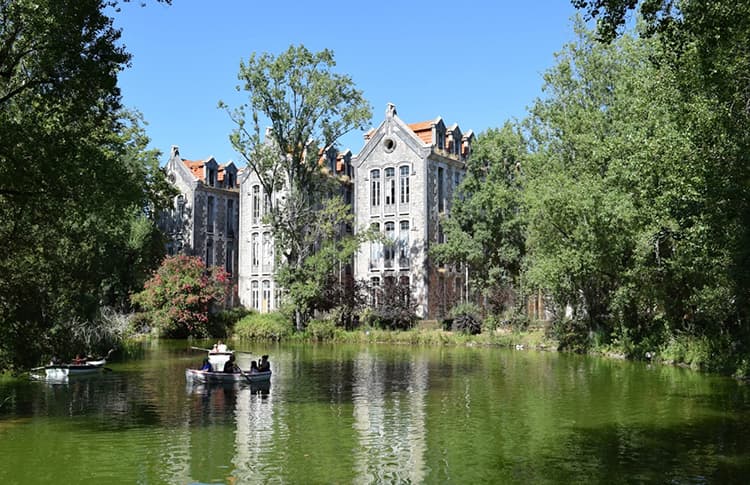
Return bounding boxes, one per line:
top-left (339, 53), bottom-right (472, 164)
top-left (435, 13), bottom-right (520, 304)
top-left (408, 120), bottom-right (434, 144)
top-left (183, 159), bottom-right (206, 182)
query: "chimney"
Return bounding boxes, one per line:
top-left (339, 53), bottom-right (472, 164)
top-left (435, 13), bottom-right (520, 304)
top-left (170, 145), bottom-right (180, 158)
top-left (386, 102), bottom-right (397, 118)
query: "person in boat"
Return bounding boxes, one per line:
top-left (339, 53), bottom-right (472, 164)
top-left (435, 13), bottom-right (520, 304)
top-left (223, 354), bottom-right (238, 373)
top-left (217, 340), bottom-right (228, 353)
top-left (73, 354), bottom-right (85, 365)
top-left (199, 358), bottom-right (212, 371)
top-left (258, 355), bottom-right (270, 372)
top-left (249, 361), bottom-right (259, 374)
top-left (211, 343), bottom-right (218, 353)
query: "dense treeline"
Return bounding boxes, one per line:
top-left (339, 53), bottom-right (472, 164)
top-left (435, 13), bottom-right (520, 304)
top-left (0, 1), bottom-right (173, 371)
top-left (437, 3), bottom-right (750, 374)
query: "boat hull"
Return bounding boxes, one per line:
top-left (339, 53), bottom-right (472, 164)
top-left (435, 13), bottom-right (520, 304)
top-left (185, 368), bottom-right (271, 384)
top-left (45, 359), bottom-right (106, 379)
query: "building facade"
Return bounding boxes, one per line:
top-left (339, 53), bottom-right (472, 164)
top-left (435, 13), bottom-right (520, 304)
top-left (352, 103), bottom-right (473, 318)
top-left (161, 146), bottom-right (240, 301)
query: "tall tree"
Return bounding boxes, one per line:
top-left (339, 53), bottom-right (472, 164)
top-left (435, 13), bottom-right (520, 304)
top-left (222, 45), bottom-right (372, 330)
top-left (430, 123), bottom-right (527, 315)
top-left (0, 1), bottom-right (172, 371)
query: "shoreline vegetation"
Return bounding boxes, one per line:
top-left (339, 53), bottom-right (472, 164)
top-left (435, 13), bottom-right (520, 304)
top-left (208, 311), bottom-right (749, 380)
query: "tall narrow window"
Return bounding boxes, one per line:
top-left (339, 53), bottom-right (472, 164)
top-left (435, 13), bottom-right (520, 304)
top-left (384, 167), bottom-right (396, 208)
top-left (207, 196), bottom-right (215, 233)
top-left (208, 168), bottom-right (216, 187)
top-left (262, 232), bottom-right (273, 272)
top-left (399, 220), bottom-right (410, 268)
top-left (263, 190), bottom-right (271, 216)
top-left (370, 169), bottom-right (381, 208)
top-left (251, 281), bottom-right (259, 310)
top-left (369, 222), bottom-right (380, 270)
top-left (384, 221), bottom-right (395, 269)
top-left (226, 199), bottom-right (234, 237)
top-left (206, 238), bottom-right (214, 266)
top-left (262, 280), bottom-right (271, 312)
top-left (225, 245), bottom-right (234, 274)
top-left (399, 275), bottom-right (410, 305)
top-left (252, 185), bottom-right (260, 224)
top-left (399, 166), bottom-right (410, 206)
top-left (437, 167), bottom-right (444, 213)
top-left (251, 233), bottom-right (259, 269)
top-left (371, 277), bottom-right (381, 306)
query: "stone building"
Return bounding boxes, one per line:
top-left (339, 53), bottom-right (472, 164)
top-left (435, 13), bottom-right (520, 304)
top-left (236, 141), bottom-right (355, 312)
top-left (161, 146), bottom-right (240, 300)
top-left (352, 104), bottom-right (473, 318)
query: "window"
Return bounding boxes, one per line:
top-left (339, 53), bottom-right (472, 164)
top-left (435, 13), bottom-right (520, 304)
top-left (226, 244), bottom-right (234, 274)
top-left (370, 169), bottom-right (381, 208)
top-left (252, 185), bottom-right (260, 224)
top-left (437, 167), bottom-right (444, 213)
top-left (226, 172), bottom-right (234, 188)
top-left (399, 275), bottom-right (410, 305)
top-left (369, 222), bottom-right (381, 270)
top-left (370, 277), bottom-right (381, 306)
top-left (251, 281), bottom-right (259, 310)
top-left (251, 233), bottom-right (259, 269)
top-left (226, 199), bottom-right (234, 237)
top-left (206, 238), bottom-right (214, 266)
top-left (384, 221), bottom-right (395, 269)
top-left (207, 196), bottom-right (215, 233)
top-left (262, 232), bottom-right (273, 272)
top-left (262, 280), bottom-right (271, 312)
top-left (384, 167), bottom-right (396, 207)
top-left (399, 220), bottom-right (410, 268)
top-left (207, 168), bottom-right (216, 187)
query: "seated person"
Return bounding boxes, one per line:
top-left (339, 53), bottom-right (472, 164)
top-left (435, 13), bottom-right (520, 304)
top-left (217, 340), bottom-right (228, 353)
top-left (258, 355), bottom-right (270, 372)
top-left (249, 361), bottom-right (259, 374)
top-left (199, 358), bottom-right (212, 371)
top-left (223, 355), bottom-right (237, 373)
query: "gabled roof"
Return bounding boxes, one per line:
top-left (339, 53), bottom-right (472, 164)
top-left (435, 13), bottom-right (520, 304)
top-left (408, 121), bottom-right (433, 144)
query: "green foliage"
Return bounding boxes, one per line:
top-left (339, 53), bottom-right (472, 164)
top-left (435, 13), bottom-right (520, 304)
top-left (431, 123), bottom-right (526, 313)
top-left (209, 307), bottom-right (253, 338)
top-left (305, 318), bottom-right (339, 341)
top-left (222, 45), bottom-right (372, 331)
top-left (233, 312), bottom-right (293, 341)
top-left (0, 1), bottom-right (173, 371)
top-left (448, 303), bottom-right (482, 335)
top-left (363, 279), bottom-right (418, 330)
top-left (131, 255), bottom-right (232, 338)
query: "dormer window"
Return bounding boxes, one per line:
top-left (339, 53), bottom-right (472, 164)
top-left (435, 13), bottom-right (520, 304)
top-left (207, 168), bottom-right (216, 187)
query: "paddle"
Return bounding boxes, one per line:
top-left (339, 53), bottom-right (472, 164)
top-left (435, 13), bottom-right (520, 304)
top-left (233, 364), bottom-right (253, 384)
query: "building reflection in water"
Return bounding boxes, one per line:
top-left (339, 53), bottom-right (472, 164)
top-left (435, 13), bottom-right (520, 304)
top-left (352, 349), bottom-right (428, 483)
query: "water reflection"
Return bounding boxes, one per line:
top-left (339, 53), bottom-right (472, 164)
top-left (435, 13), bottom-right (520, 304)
top-left (1, 342), bottom-right (749, 484)
top-left (352, 348), bottom-right (428, 483)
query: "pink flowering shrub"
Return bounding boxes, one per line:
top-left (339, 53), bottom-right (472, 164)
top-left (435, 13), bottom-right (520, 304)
top-left (131, 255), bottom-right (232, 338)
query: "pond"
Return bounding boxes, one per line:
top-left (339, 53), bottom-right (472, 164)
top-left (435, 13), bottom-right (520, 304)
top-left (1, 340), bottom-right (749, 484)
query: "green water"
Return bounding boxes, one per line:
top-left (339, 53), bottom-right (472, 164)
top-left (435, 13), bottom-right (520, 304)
top-left (1, 341), bottom-right (749, 484)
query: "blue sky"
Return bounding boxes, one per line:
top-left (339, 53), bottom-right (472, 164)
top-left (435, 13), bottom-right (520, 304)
top-left (113, 1), bottom-right (582, 165)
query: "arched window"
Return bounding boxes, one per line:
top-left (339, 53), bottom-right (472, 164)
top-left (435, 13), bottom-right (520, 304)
top-left (370, 169), bottom-right (381, 208)
top-left (384, 221), bottom-right (395, 269)
top-left (251, 281), bottom-right (259, 310)
top-left (384, 167), bottom-right (396, 209)
top-left (252, 185), bottom-right (260, 224)
top-left (399, 220), bottom-right (410, 268)
top-left (399, 166), bottom-right (410, 206)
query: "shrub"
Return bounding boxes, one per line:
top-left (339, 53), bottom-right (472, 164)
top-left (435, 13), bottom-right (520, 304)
top-left (209, 307), bottom-right (252, 338)
top-left (234, 312), bottom-right (292, 341)
top-left (449, 303), bottom-right (482, 335)
top-left (306, 318), bottom-right (338, 341)
top-left (131, 255), bottom-right (232, 338)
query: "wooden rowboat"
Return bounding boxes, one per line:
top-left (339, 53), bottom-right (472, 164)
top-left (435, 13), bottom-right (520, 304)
top-left (43, 349), bottom-right (114, 379)
top-left (185, 368), bottom-right (272, 384)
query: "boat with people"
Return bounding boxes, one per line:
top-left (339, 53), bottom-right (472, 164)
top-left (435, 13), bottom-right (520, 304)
top-left (185, 368), bottom-right (272, 384)
top-left (187, 342), bottom-right (272, 385)
top-left (42, 349), bottom-right (114, 379)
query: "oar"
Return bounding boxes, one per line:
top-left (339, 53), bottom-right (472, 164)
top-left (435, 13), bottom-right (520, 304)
top-left (234, 364), bottom-right (253, 384)
top-left (190, 346), bottom-right (212, 352)
top-left (190, 345), bottom-right (253, 355)
top-left (29, 365), bottom-right (47, 372)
